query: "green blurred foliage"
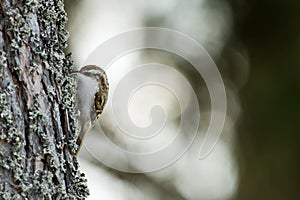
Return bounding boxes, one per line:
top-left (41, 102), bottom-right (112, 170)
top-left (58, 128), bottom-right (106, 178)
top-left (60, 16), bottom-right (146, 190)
top-left (230, 0), bottom-right (300, 199)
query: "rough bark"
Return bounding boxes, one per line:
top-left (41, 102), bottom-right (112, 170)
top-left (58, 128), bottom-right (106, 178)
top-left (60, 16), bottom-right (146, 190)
top-left (0, 0), bottom-right (89, 199)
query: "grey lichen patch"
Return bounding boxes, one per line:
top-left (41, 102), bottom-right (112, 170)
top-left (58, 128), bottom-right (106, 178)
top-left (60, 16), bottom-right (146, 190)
top-left (0, 83), bottom-right (14, 133)
top-left (0, 87), bottom-right (29, 199)
top-left (0, 51), bottom-right (7, 79)
top-left (0, 0), bottom-right (89, 199)
top-left (0, 84), bottom-right (28, 196)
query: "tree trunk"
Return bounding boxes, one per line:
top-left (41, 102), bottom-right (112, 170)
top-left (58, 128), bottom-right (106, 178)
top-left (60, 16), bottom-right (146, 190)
top-left (0, 0), bottom-right (89, 199)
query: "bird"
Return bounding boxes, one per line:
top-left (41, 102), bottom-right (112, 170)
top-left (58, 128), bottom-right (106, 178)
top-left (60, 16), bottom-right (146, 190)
top-left (71, 65), bottom-right (109, 155)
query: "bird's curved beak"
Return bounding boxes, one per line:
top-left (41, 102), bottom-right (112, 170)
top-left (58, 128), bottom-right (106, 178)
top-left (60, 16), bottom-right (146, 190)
top-left (70, 70), bottom-right (80, 75)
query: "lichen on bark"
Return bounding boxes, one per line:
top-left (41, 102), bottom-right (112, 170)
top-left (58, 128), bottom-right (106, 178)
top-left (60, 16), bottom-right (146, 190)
top-left (0, 0), bottom-right (89, 199)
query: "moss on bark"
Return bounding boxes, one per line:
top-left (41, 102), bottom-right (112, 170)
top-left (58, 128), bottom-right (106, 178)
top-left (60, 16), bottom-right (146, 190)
top-left (0, 0), bottom-right (89, 199)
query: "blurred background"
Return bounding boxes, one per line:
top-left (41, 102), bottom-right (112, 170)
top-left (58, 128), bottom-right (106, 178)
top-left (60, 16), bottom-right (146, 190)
top-left (64, 0), bottom-right (300, 199)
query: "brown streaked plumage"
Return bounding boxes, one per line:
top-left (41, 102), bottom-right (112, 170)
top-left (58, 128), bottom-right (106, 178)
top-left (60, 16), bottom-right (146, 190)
top-left (72, 65), bottom-right (109, 155)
